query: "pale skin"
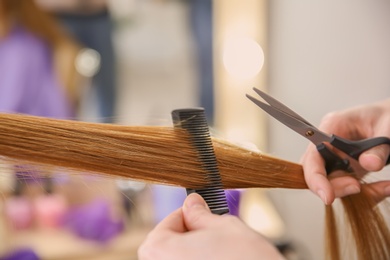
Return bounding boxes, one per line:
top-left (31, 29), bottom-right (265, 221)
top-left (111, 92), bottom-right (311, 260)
top-left (139, 99), bottom-right (390, 258)
top-left (138, 193), bottom-right (285, 260)
top-left (301, 98), bottom-right (390, 204)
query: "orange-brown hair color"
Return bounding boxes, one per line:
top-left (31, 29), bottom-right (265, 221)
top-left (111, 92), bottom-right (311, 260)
top-left (0, 113), bottom-right (389, 259)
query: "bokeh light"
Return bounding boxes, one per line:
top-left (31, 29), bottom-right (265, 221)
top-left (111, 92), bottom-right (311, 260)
top-left (222, 37), bottom-right (264, 80)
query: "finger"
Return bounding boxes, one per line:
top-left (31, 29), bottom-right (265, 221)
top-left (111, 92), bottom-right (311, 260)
top-left (139, 208), bottom-right (186, 260)
top-left (182, 193), bottom-right (222, 231)
top-left (301, 144), bottom-right (335, 205)
top-left (359, 144), bottom-right (390, 172)
top-left (152, 208), bottom-right (187, 233)
top-left (363, 181), bottom-right (390, 203)
top-left (329, 175), bottom-right (361, 198)
top-left (359, 109), bottom-right (390, 171)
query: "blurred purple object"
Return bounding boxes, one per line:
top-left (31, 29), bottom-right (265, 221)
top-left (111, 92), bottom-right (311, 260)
top-left (63, 199), bottom-right (124, 243)
top-left (0, 248), bottom-right (40, 260)
top-left (152, 186), bottom-right (241, 221)
top-left (226, 190), bottom-right (241, 217)
top-left (15, 165), bottom-right (42, 184)
top-left (152, 185), bottom-right (186, 223)
top-left (0, 26), bottom-right (73, 118)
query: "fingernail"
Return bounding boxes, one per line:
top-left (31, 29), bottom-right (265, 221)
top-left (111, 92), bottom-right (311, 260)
top-left (317, 190), bottom-right (328, 205)
top-left (343, 185), bottom-right (360, 197)
top-left (184, 193), bottom-right (207, 209)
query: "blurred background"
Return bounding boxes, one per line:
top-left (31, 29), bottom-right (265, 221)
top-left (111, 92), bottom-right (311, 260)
top-left (1, 0), bottom-right (390, 259)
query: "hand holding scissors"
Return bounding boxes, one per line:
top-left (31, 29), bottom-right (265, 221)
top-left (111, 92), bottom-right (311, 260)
top-left (247, 88), bottom-right (390, 204)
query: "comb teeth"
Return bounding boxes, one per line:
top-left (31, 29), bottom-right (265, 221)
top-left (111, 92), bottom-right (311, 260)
top-left (172, 108), bottom-right (229, 215)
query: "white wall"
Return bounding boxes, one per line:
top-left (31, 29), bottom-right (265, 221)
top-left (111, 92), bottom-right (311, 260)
top-left (267, 1), bottom-right (390, 259)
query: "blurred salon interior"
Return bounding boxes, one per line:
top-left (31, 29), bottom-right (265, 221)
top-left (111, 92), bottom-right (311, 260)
top-left (0, 0), bottom-right (390, 259)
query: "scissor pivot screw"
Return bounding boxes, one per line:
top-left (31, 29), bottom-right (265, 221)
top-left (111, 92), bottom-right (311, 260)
top-left (305, 130), bottom-right (314, 137)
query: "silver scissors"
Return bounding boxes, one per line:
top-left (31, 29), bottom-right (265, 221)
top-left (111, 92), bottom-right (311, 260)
top-left (246, 87), bottom-right (390, 174)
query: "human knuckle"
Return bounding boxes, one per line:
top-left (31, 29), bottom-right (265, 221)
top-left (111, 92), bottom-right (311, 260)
top-left (138, 234), bottom-right (163, 259)
top-left (321, 111), bottom-right (340, 124)
top-left (138, 242), bottom-right (164, 260)
top-left (188, 210), bottom-right (204, 226)
top-left (138, 242), bottom-right (153, 260)
top-left (221, 215), bottom-right (241, 226)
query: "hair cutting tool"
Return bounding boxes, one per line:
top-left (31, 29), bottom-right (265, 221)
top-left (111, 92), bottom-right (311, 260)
top-left (246, 88), bottom-right (390, 174)
top-left (172, 108), bottom-right (229, 215)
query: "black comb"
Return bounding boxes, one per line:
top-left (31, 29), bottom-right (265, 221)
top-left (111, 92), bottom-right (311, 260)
top-left (171, 108), bottom-right (229, 215)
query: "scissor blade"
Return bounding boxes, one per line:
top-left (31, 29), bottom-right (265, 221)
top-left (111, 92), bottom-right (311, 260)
top-left (252, 88), bottom-right (313, 126)
top-left (246, 94), bottom-right (332, 145)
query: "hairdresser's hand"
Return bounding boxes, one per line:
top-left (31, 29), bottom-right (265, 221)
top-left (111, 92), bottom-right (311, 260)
top-left (138, 193), bottom-right (285, 260)
top-left (301, 99), bottom-right (390, 205)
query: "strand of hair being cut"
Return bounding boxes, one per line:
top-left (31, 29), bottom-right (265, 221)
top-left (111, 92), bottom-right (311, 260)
top-left (0, 113), bottom-right (306, 189)
top-left (0, 113), bottom-right (389, 260)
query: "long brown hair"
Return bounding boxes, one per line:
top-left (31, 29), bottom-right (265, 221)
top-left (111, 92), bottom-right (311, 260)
top-left (0, 112), bottom-right (389, 259)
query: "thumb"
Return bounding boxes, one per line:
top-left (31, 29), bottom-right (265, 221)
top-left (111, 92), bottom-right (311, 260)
top-left (182, 193), bottom-right (222, 231)
top-left (359, 144), bottom-right (390, 171)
